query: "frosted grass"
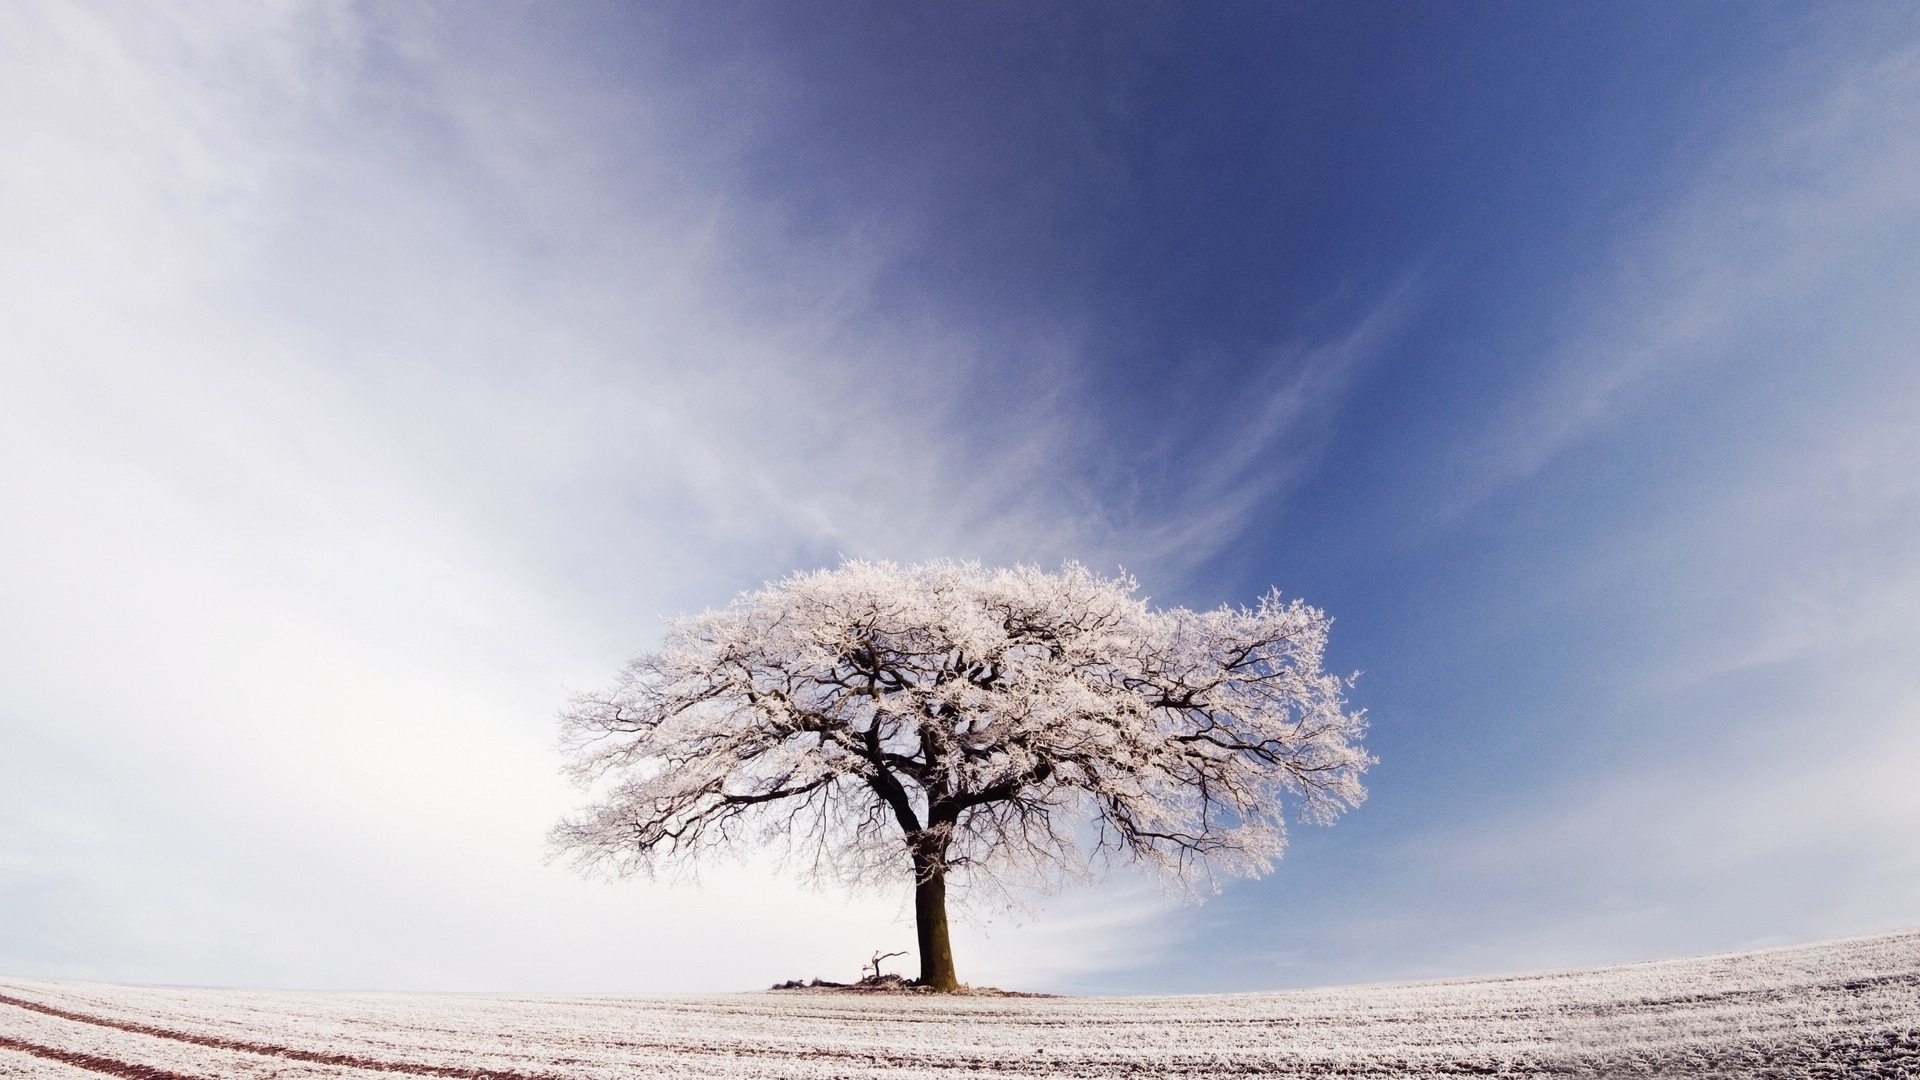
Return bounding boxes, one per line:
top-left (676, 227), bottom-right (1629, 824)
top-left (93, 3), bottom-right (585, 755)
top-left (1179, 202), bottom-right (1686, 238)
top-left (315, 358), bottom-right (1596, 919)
top-left (2, 928), bottom-right (1915, 1077)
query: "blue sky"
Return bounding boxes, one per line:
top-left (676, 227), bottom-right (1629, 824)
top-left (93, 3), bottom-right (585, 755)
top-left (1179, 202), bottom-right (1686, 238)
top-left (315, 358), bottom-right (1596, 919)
top-left (2, 1), bottom-right (1917, 994)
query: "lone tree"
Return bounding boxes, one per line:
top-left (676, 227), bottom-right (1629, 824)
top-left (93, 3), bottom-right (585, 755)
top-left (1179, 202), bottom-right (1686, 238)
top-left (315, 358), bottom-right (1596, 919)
top-left (550, 560), bottom-right (1371, 991)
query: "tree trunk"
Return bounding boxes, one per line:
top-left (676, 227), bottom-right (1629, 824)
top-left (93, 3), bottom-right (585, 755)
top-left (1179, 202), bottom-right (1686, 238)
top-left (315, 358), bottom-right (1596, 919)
top-left (912, 851), bottom-right (959, 991)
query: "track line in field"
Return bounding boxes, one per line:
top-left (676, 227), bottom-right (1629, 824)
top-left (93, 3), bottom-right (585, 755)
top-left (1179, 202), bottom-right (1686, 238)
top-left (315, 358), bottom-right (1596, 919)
top-left (0, 1033), bottom-right (204, 1080)
top-left (0, 994), bottom-right (562, 1079)
top-left (0, 991), bottom-right (1099, 1076)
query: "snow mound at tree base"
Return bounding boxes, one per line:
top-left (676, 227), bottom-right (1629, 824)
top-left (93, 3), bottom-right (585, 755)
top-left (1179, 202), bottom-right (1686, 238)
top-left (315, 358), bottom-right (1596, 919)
top-left (769, 974), bottom-right (1055, 996)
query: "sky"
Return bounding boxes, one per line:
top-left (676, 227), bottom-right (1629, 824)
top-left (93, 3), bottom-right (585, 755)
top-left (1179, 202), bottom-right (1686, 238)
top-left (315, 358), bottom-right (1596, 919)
top-left (2, 1), bottom-right (1917, 996)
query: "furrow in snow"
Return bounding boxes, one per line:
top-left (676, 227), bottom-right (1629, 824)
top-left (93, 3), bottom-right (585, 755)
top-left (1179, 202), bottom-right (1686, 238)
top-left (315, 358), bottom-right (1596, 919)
top-left (0, 993), bottom-right (565, 1079)
top-left (0, 1007), bottom-right (379, 1079)
top-left (0, 1043), bottom-right (105, 1079)
top-left (0, 1031), bottom-right (208, 1080)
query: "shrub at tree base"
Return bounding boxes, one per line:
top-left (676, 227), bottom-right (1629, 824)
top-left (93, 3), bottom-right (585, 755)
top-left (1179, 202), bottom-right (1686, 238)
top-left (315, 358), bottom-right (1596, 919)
top-left (550, 559), bottom-right (1373, 991)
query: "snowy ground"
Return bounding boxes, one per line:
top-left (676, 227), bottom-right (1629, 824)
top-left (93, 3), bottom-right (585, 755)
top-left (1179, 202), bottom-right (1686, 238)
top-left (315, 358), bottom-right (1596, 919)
top-left (2, 929), bottom-right (1916, 1078)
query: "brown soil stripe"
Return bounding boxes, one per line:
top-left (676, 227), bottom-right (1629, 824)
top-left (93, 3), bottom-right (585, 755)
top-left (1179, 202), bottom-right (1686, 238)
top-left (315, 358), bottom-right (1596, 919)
top-left (0, 993), bottom-right (563, 1079)
top-left (0, 1032), bottom-right (203, 1080)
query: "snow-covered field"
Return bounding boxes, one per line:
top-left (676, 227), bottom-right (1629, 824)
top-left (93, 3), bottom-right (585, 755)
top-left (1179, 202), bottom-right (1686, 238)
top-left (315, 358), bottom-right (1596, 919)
top-left (2, 929), bottom-right (1915, 1079)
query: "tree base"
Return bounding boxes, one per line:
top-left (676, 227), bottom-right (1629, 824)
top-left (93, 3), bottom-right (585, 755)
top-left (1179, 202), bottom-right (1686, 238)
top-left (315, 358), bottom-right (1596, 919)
top-left (767, 975), bottom-right (1053, 997)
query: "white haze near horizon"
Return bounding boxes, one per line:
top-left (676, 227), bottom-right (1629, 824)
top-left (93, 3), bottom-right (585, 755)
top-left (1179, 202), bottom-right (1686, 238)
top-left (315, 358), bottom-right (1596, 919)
top-left (2, 2), bottom-right (1918, 995)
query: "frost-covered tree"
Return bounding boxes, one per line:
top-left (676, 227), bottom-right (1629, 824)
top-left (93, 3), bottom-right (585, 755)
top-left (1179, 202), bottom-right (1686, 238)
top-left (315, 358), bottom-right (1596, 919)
top-left (550, 560), bottom-right (1371, 991)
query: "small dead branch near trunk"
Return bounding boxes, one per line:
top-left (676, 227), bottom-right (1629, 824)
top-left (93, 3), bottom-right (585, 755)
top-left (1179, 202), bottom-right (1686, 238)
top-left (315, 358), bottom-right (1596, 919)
top-left (867, 950), bottom-right (908, 981)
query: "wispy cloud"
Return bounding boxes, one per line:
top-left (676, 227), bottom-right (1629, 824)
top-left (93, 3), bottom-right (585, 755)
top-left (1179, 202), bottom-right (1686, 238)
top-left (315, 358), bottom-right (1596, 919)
top-left (1448, 37), bottom-right (1920, 514)
top-left (1098, 274), bottom-right (1425, 584)
top-left (1322, 27), bottom-right (1920, 981)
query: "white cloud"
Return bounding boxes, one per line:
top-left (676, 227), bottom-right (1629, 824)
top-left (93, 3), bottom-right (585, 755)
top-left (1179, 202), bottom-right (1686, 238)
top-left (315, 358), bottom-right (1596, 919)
top-left (4, 0), bottom-right (1393, 992)
top-left (0, 0), bottom-right (977, 991)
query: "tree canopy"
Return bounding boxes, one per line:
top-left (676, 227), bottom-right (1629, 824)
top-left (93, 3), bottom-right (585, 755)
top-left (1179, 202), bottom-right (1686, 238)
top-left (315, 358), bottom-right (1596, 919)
top-left (551, 559), bottom-right (1372, 990)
